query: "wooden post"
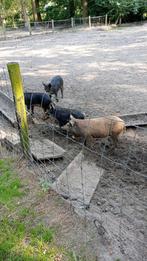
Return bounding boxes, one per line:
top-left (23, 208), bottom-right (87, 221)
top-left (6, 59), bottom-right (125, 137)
top-left (51, 19), bottom-right (54, 31)
top-left (105, 14), bottom-right (108, 26)
top-left (71, 17), bottom-right (74, 28)
top-left (89, 16), bottom-right (91, 27)
top-left (1, 18), bottom-right (6, 40)
top-left (7, 63), bottom-right (31, 158)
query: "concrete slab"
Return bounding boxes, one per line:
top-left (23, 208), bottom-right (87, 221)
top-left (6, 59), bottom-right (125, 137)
top-left (30, 139), bottom-right (65, 160)
top-left (0, 116), bottom-right (20, 148)
top-left (0, 91), bottom-right (17, 127)
top-left (120, 112), bottom-right (147, 127)
top-left (52, 152), bottom-right (104, 206)
top-left (4, 133), bottom-right (20, 147)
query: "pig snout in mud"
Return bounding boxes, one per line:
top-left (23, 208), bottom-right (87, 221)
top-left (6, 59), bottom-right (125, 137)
top-left (24, 92), bottom-right (52, 116)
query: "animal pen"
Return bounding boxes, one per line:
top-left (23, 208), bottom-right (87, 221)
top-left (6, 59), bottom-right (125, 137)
top-left (0, 25), bottom-right (147, 261)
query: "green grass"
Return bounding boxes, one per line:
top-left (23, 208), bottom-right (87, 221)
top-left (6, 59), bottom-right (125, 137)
top-left (30, 224), bottom-right (54, 243)
top-left (0, 159), bottom-right (85, 261)
top-left (0, 159), bottom-right (23, 207)
top-left (0, 218), bottom-right (58, 261)
top-left (18, 207), bottom-right (35, 219)
top-left (0, 217), bottom-right (78, 261)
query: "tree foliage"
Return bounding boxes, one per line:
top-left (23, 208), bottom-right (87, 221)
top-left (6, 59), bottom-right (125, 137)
top-left (0, 0), bottom-right (147, 26)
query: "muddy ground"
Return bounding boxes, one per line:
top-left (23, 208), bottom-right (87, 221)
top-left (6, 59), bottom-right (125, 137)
top-left (0, 23), bottom-right (147, 261)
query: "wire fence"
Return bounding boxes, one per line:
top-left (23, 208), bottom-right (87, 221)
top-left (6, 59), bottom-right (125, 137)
top-left (0, 15), bottom-right (107, 41)
top-left (0, 64), bottom-right (147, 261)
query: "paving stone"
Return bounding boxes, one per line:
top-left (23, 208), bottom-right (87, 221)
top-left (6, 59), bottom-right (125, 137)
top-left (30, 139), bottom-right (65, 160)
top-left (120, 112), bottom-right (147, 127)
top-left (0, 115), bottom-right (20, 148)
top-left (0, 91), bottom-right (17, 127)
top-left (52, 152), bottom-right (104, 206)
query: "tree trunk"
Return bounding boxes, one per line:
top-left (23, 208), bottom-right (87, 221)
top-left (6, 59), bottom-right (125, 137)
top-left (35, 0), bottom-right (42, 22)
top-left (20, 0), bottom-right (29, 27)
top-left (69, 0), bottom-right (75, 17)
top-left (31, 0), bottom-right (37, 22)
top-left (115, 15), bottom-right (120, 25)
top-left (82, 0), bottom-right (88, 17)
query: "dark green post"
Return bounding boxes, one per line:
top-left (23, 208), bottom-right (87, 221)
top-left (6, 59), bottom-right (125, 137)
top-left (7, 62), bottom-right (31, 158)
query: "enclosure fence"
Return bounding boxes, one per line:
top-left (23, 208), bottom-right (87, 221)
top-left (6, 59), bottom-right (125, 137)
top-left (0, 15), bottom-right (107, 41)
top-left (0, 65), bottom-right (147, 261)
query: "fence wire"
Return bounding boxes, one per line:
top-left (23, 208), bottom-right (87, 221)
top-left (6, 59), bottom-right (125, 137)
top-left (0, 15), bottom-right (106, 41)
top-left (0, 35), bottom-right (147, 261)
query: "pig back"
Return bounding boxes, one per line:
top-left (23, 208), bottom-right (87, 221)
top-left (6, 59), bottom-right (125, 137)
top-left (107, 116), bottom-right (125, 137)
top-left (74, 118), bottom-right (107, 138)
top-left (72, 117), bottom-right (125, 139)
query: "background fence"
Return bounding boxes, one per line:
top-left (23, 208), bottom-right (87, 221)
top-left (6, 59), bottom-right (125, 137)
top-left (0, 15), bottom-right (107, 41)
top-left (0, 63), bottom-right (147, 260)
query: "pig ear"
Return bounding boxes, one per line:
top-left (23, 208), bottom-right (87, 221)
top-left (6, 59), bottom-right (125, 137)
top-left (69, 114), bottom-right (75, 126)
top-left (42, 82), bottom-right (46, 87)
top-left (51, 102), bottom-right (56, 109)
top-left (49, 102), bottom-right (55, 110)
top-left (70, 114), bottom-right (74, 121)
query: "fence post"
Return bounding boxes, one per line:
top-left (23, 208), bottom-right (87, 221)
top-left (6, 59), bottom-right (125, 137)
top-left (28, 20), bottom-right (32, 36)
top-left (2, 21), bottom-right (6, 40)
top-left (7, 62), bottom-right (31, 158)
top-left (52, 19), bottom-right (54, 32)
top-left (26, 20), bottom-right (32, 36)
top-left (89, 16), bottom-right (91, 27)
top-left (105, 14), bottom-right (108, 26)
top-left (71, 17), bottom-right (74, 28)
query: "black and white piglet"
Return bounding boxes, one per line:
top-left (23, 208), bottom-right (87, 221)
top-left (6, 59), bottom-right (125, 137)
top-left (43, 75), bottom-right (64, 102)
top-left (24, 92), bottom-right (52, 115)
top-left (49, 104), bottom-right (85, 127)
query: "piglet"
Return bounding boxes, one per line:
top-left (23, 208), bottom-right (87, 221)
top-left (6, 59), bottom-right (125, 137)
top-left (24, 92), bottom-right (52, 115)
top-left (49, 104), bottom-right (85, 127)
top-left (43, 75), bottom-right (64, 102)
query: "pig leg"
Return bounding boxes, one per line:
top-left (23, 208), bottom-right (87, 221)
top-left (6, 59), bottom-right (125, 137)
top-left (31, 105), bottom-right (34, 115)
top-left (55, 93), bottom-right (59, 102)
top-left (84, 136), bottom-right (94, 147)
top-left (42, 108), bottom-right (49, 120)
top-left (26, 104), bottom-right (30, 113)
top-left (111, 135), bottom-right (118, 148)
top-left (61, 86), bottom-right (63, 99)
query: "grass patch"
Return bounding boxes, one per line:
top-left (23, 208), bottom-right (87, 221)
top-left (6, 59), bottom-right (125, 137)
top-left (0, 159), bottom-right (23, 207)
top-left (30, 224), bottom-right (54, 243)
top-left (0, 159), bottom-right (87, 261)
top-left (19, 207), bottom-right (36, 219)
top-left (0, 217), bottom-right (69, 261)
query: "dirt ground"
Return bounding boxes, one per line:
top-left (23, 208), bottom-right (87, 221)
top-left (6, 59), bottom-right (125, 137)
top-left (0, 24), bottom-right (147, 261)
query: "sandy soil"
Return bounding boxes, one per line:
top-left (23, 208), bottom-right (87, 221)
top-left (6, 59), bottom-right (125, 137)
top-left (0, 24), bottom-right (147, 261)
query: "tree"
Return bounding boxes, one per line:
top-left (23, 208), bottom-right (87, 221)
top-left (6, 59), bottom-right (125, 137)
top-left (34, 0), bottom-right (42, 21)
top-left (69, 0), bottom-right (75, 17)
top-left (1, 0), bottom-right (147, 25)
top-left (31, 0), bottom-right (37, 21)
top-left (82, 0), bottom-right (88, 17)
top-left (90, 0), bottom-right (147, 24)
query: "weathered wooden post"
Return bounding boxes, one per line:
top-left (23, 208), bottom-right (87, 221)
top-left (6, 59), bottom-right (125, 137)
top-left (52, 19), bottom-right (54, 32)
top-left (89, 15), bottom-right (91, 27)
top-left (105, 14), bottom-right (108, 26)
top-left (7, 62), bottom-right (31, 158)
top-left (2, 20), bottom-right (6, 40)
top-left (71, 17), bottom-right (74, 28)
